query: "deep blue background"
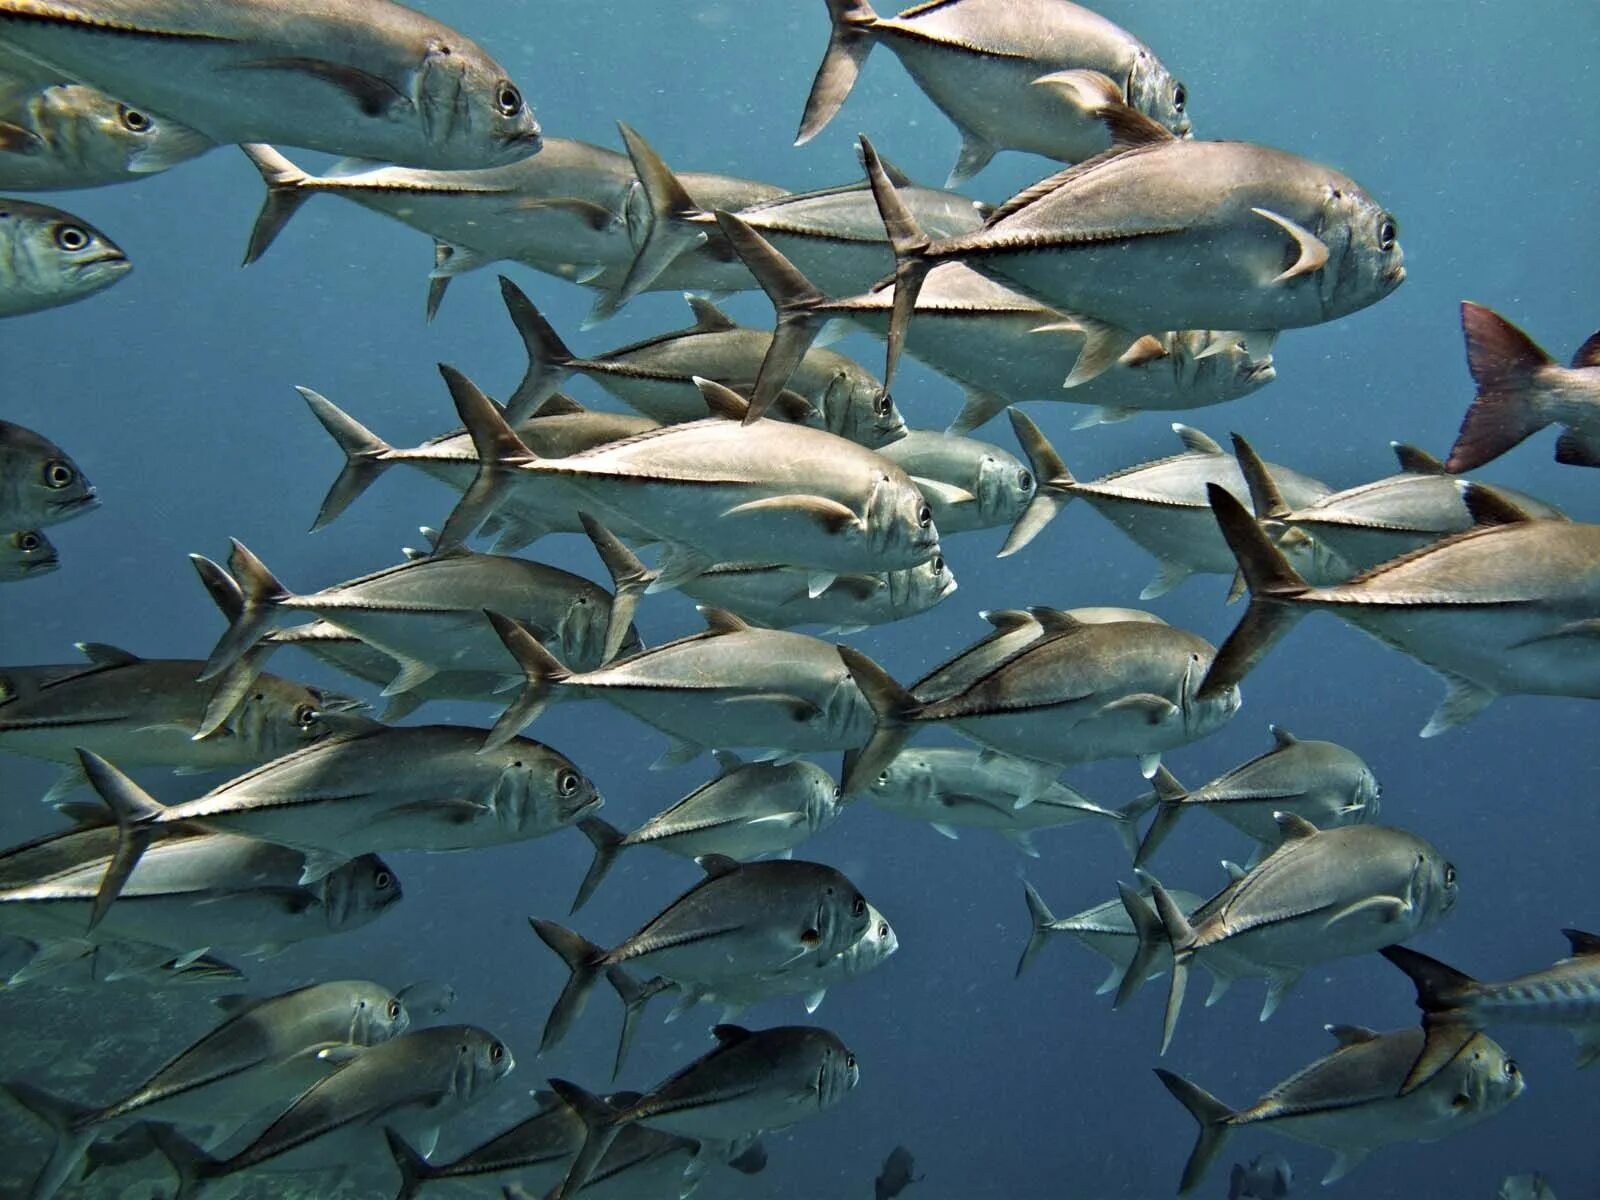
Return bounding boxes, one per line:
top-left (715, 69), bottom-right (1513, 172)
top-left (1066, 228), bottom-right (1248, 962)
top-left (2, 2), bottom-right (1598, 1196)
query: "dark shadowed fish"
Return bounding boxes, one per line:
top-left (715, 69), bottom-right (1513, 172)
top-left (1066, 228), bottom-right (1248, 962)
top-left (875, 1143), bottom-right (922, 1199)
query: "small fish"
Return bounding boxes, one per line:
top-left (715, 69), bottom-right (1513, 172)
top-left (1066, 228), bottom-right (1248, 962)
top-left (1156, 1021), bottom-right (1522, 1193)
top-left (798, 0), bottom-right (1189, 182)
top-left (680, 556), bottom-right (956, 635)
top-left (0, 0), bottom-right (541, 169)
top-left (0, 196), bottom-right (127, 316)
top-left (1135, 725), bottom-right (1381, 865)
top-left (876, 426), bottom-right (1056, 553)
top-left (875, 1144), bottom-right (923, 1200)
top-left (1498, 1173), bottom-right (1558, 1200)
top-left (0, 528), bottom-right (56, 580)
top-left (1228, 1153), bottom-right (1292, 1199)
top-left (1446, 301), bottom-right (1600, 471)
top-left (0, 417), bottom-right (96, 528)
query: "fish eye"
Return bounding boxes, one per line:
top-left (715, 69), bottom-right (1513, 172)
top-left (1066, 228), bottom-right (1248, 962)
top-left (932, 554), bottom-right (945, 575)
top-left (495, 81), bottom-right (523, 116)
top-left (1017, 468), bottom-right (1034, 491)
top-left (1378, 216), bottom-right (1397, 251)
top-left (852, 895), bottom-right (866, 918)
top-left (1505, 1059), bottom-right (1519, 1077)
top-left (294, 703), bottom-right (320, 729)
top-left (1444, 864), bottom-right (1457, 886)
top-left (490, 1041), bottom-right (506, 1062)
top-left (1172, 82), bottom-right (1187, 112)
top-left (916, 503), bottom-right (932, 528)
top-left (846, 1053), bottom-right (857, 1070)
top-left (13, 532), bottom-right (40, 551)
top-left (873, 392), bottom-right (892, 417)
top-left (118, 105), bottom-right (151, 133)
top-left (875, 770), bottom-right (889, 786)
top-left (42, 460), bottom-right (75, 489)
top-left (877, 921), bottom-right (888, 937)
top-left (53, 224), bottom-right (90, 252)
top-left (557, 768), bottom-right (581, 796)
top-left (386, 998), bottom-right (402, 1020)
top-left (374, 870), bottom-right (393, 890)
top-left (832, 785), bottom-right (842, 800)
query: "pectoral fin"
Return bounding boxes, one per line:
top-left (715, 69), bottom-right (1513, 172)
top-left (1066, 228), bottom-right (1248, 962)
top-left (949, 389), bottom-right (1009, 435)
top-left (1323, 895), bottom-right (1410, 928)
top-left (722, 494), bottom-right (862, 532)
top-left (1252, 207), bottom-right (1329, 284)
top-left (909, 477), bottom-right (976, 507)
top-left (232, 58), bottom-right (407, 117)
top-left (947, 127), bottom-right (996, 187)
top-left (0, 121), bottom-right (41, 154)
top-left (1099, 693), bottom-right (1180, 725)
top-left (1419, 673), bottom-right (1495, 738)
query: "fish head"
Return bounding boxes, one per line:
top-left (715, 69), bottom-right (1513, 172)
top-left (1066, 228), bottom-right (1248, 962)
top-left (1167, 330), bottom-right (1278, 403)
top-left (840, 902), bottom-right (899, 976)
top-left (558, 590), bottom-right (620, 671)
top-left (889, 554), bottom-right (958, 618)
top-left (0, 530), bottom-right (59, 580)
top-left (234, 677), bottom-right (345, 757)
top-left (824, 372), bottom-right (906, 449)
top-left (34, 84), bottom-right (212, 175)
top-left (1180, 649), bottom-right (1241, 737)
top-left (1442, 1032), bottom-right (1524, 1117)
top-left (1352, 766), bottom-right (1382, 821)
top-left (1125, 50), bottom-right (1191, 139)
top-left (812, 870), bottom-right (873, 959)
top-left (0, 199), bottom-right (129, 307)
top-left (800, 762), bottom-right (847, 828)
top-left (453, 1028), bottom-right (517, 1098)
top-left (975, 451), bottom-right (1036, 526)
top-left (415, 39), bottom-right (542, 166)
top-left (868, 749), bottom-right (935, 805)
top-left (0, 421), bottom-right (97, 525)
top-left (1415, 850), bottom-right (1460, 919)
top-left (1318, 182), bottom-right (1405, 318)
top-left (862, 471), bottom-right (942, 566)
top-left (322, 853), bottom-right (404, 931)
top-left (816, 1034), bottom-right (860, 1109)
top-left (349, 982), bottom-right (413, 1045)
top-left (491, 746), bottom-right (603, 832)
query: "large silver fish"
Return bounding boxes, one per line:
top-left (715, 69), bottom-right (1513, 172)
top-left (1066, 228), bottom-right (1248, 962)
top-left (4, 979), bottom-right (410, 1200)
top-left (1146, 816), bottom-right (1458, 1052)
top-left (1135, 725), bottom-right (1381, 865)
top-left (0, 195), bottom-right (127, 315)
top-left (798, 0), bottom-right (1189, 182)
top-left (1202, 482), bottom-right (1600, 736)
top-left (1385, 934), bottom-right (1600, 1079)
top-left (1155, 1021), bottom-right (1522, 1192)
top-left (0, 0), bottom-right (541, 169)
top-left (859, 108), bottom-right (1404, 387)
top-left (0, 527), bottom-right (54, 580)
top-left (532, 856), bottom-right (871, 1052)
top-left (1447, 301), bottom-right (1600, 471)
top-left (0, 417), bottom-right (95, 529)
top-left (544, 1024), bottom-right (858, 1200)
top-left (0, 49), bottom-right (211, 188)
top-left (573, 751), bottom-right (844, 910)
top-left (680, 556), bottom-right (956, 635)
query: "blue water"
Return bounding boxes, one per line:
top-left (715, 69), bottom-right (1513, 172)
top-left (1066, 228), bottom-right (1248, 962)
top-left (2, 2), bottom-right (1598, 1196)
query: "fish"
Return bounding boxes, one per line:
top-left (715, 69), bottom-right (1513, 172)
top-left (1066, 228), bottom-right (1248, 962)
top-left (1384, 933), bottom-right (1600, 1079)
top-left (1227, 1153), bottom-right (1292, 1199)
top-left (841, 612), bottom-right (1241, 792)
top-left (3, 979), bottom-right (410, 1200)
top-left (572, 751), bottom-right (845, 910)
top-left (1145, 815), bottom-right (1458, 1052)
top-left (858, 103), bottom-right (1404, 388)
top-left (680, 556), bottom-right (957, 635)
top-left (0, 50), bottom-right (212, 188)
top-left (798, 0), bottom-right (1189, 183)
top-left (0, 196), bottom-right (128, 316)
top-left (1135, 725), bottom-right (1381, 865)
top-left (0, 417), bottom-right (96, 529)
top-left (1201, 481), bottom-right (1600, 736)
top-left (1008, 414), bottom-right (1331, 596)
top-left (875, 1144), bottom-right (922, 1200)
top-left (1155, 1021), bottom-right (1522, 1193)
top-left (487, 605), bottom-right (878, 760)
top-left (394, 980), bottom-right (456, 1020)
top-left (543, 1023), bottom-right (858, 1200)
top-left (501, 277), bottom-right (905, 446)
top-left (531, 854), bottom-right (871, 1052)
top-left (0, 642), bottom-right (352, 803)
top-left (438, 370), bottom-right (941, 593)
top-left (152, 1023), bottom-right (514, 1194)
top-left (1498, 1173), bottom-right (1558, 1200)
top-left (0, 527), bottom-right (56, 580)
top-left (77, 722), bottom-right (602, 924)
top-left (876, 426), bottom-right (1057, 552)
top-left (1232, 434), bottom-right (1564, 583)
top-left (0, 0), bottom-right (541, 170)
top-left (863, 745), bottom-right (1143, 857)
top-left (1446, 301), bottom-right (1600, 471)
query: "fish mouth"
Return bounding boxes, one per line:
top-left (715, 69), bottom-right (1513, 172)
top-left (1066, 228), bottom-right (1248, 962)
top-left (503, 127), bottom-right (544, 152)
top-left (49, 491), bottom-right (99, 517)
top-left (1384, 264), bottom-right (1407, 287)
top-left (73, 251), bottom-right (130, 279)
top-left (1247, 361), bottom-right (1278, 384)
top-left (20, 556), bottom-right (60, 574)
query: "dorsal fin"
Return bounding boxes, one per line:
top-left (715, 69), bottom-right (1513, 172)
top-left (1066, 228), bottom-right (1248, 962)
top-left (1173, 424), bottom-right (1223, 455)
top-left (1269, 724), bottom-right (1298, 748)
top-left (686, 295), bottom-right (738, 333)
top-left (1274, 812), bottom-right (1320, 841)
top-left (697, 606), bottom-right (751, 635)
top-left (531, 392), bottom-right (586, 417)
top-left (696, 854), bottom-right (742, 880)
top-left (711, 1023), bottom-right (752, 1045)
top-left (75, 642), bottom-right (141, 668)
top-left (1326, 1023), bottom-right (1381, 1047)
top-left (1230, 433), bottom-right (1290, 520)
top-left (694, 376), bottom-right (750, 421)
top-left (1028, 607), bottom-right (1084, 635)
top-left (1459, 481), bottom-right (1534, 526)
top-left (1562, 928), bottom-right (1600, 957)
top-left (711, 749), bottom-right (745, 775)
top-left (1572, 330), bottom-right (1600, 370)
top-left (980, 608), bottom-right (1039, 634)
top-left (852, 141), bottom-right (914, 189)
top-left (1392, 443), bottom-right (1446, 475)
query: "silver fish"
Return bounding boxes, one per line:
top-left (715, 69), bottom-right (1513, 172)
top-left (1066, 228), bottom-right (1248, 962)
top-left (0, 196), bottom-right (127, 316)
top-left (0, 50), bottom-right (211, 188)
top-left (1147, 816), bottom-right (1458, 1052)
top-left (0, 0), bottom-right (541, 169)
top-left (0, 417), bottom-right (95, 528)
top-left (531, 855), bottom-right (871, 1052)
top-left (0, 527), bottom-right (55, 580)
top-left (545, 1024), bottom-right (858, 1200)
top-left (1156, 1022), bottom-right (1521, 1192)
top-left (876, 427), bottom-right (1050, 550)
top-left (4, 979), bottom-right (409, 1200)
top-left (1498, 1173), bottom-right (1558, 1200)
top-left (573, 751), bottom-right (844, 910)
top-left (1447, 301), bottom-right (1600, 471)
top-left (865, 746), bottom-right (1140, 857)
top-left (680, 556), bottom-right (956, 635)
top-left (1203, 482), bottom-right (1600, 736)
top-left (1136, 725), bottom-right (1381, 865)
top-left (798, 0), bottom-right (1189, 182)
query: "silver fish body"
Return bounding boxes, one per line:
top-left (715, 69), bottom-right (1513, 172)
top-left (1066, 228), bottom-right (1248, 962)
top-left (0, 195), bottom-right (127, 315)
top-left (0, 418), bottom-right (95, 528)
top-left (0, 528), bottom-right (55, 580)
top-left (680, 556), bottom-right (955, 634)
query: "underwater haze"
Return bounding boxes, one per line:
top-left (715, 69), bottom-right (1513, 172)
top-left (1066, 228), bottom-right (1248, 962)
top-left (2, 1), bottom-right (1598, 1198)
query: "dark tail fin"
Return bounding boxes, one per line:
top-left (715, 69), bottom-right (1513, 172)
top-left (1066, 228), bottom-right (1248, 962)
top-left (384, 1126), bottom-right (436, 1200)
top-left (1445, 301), bottom-right (1555, 472)
top-left (836, 645), bottom-right (917, 794)
top-left (999, 409), bottom-right (1076, 557)
top-left (594, 123), bottom-right (709, 322)
top-left (1197, 484), bottom-right (1309, 700)
top-left (529, 920), bottom-right (607, 1053)
top-left (1111, 882), bottom-right (1164, 1010)
top-left (545, 1079), bottom-right (626, 1200)
top-left (78, 750), bottom-right (168, 932)
top-left (297, 386), bottom-right (394, 531)
top-left (499, 277), bottom-right (578, 423)
top-left (570, 815), bottom-right (626, 914)
top-left (1379, 945), bottom-right (1484, 1094)
top-left (196, 540), bottom-right (291, 682)
top-left (1015, 882), bottom-right (1057, 978)
top-left (436, 364), bottom-right (539, 550)
top-left (578, 513), bottom-right (653, 664)
top-left (484, 610), bottom-right (572, 751)
top-left (1153, 1068), bottom-right (1235, 1196)
top-left (188, 553), bottom-right (282, 740)
top-left (1134, 766), bottom-right (1189, 866)
top-left (1149, 884), bottom-right (1197, 1054)
top-left (2, 1081), bottom-right (98, 1200)
top-left (795, 0), bottom-right (878, 145)
top-left (857, 135), bottom-right (932, 388)
top-left (148, 1124), bottom-right (219, 1200)
top-left (1229, 433), bottom-right (1291, 521)
top-left (606, 968), bottom-right (670, 1080)
top-left (238, 144), bottom-right (314, 265)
